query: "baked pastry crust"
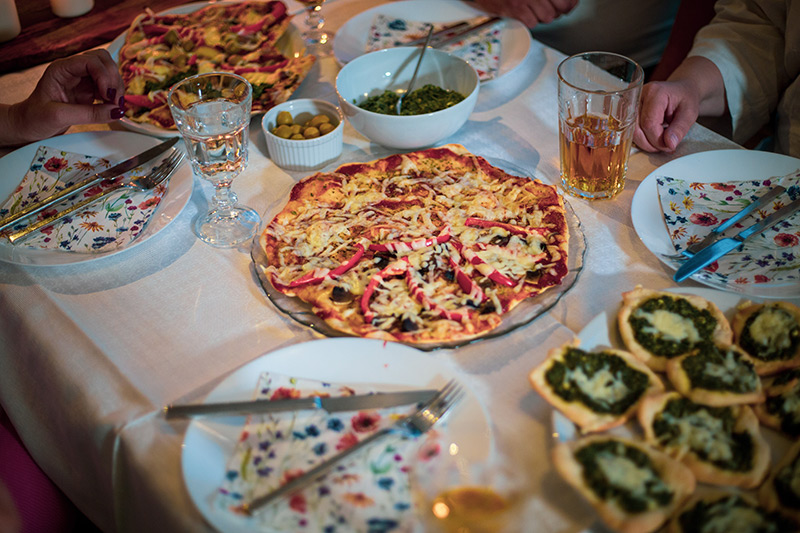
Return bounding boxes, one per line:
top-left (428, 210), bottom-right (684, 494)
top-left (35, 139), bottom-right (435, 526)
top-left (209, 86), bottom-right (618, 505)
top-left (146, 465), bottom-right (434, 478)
top-left (753, 368), bottom-right (800, 437)
top-left (529, 340), bottom-right (664, 433)
top-left (665, 343), bottom-right (764, 407)
top-left (669, 491), bottom-right (798, 532)
top-left (553, 435), bottom-right (695, 533)
top-left (638, 392), bottom-right (771, 489)
top-left (759, 440), bottom-right (800, 523)
top-left (732, 301), bottom-right (800, 375)
top-left (618, 287), bottom-right (732, 372)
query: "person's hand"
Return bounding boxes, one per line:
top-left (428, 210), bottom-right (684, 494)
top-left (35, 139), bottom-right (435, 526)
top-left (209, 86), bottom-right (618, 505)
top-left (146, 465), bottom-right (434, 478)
top-left (634, 79), bottom-right (700, 153)
top-left (471, 0), bottom-right (578, 27)
top-left (0, 49), bottom-right (125, 147)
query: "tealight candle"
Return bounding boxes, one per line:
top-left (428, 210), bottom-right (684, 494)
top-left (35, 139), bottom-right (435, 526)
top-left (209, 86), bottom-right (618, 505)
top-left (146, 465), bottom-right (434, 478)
top-left (50, 0), bottom-right (93, 18)
top-left (0, 0), bottom-right (21, 43)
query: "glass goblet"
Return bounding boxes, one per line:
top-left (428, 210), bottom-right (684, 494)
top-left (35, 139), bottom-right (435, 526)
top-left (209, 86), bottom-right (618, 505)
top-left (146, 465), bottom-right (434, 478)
top-left (167, 72), bottom-right (260, 248)
top-left (300, 0), bottom-right (328, 46)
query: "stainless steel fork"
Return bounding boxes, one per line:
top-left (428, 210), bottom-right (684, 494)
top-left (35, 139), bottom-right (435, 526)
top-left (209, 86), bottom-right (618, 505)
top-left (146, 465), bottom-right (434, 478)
top-left (243, 379), bottom-right (464, 515)
top-left (7, 150), bottom-right (184, 243)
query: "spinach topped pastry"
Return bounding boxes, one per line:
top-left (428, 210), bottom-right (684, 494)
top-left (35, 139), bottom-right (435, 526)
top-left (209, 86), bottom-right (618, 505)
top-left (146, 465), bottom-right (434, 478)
top-left (670, 491), bottom-right (798, 533)
top-left (553, 435), bottom-right (695, 533)
top-left (529, 341), bottom-right (664, 433)
top-left (638, 392), bottom-right (771, 489)
top-left (759, 440), bottom-right (800, 523)
top-left (618, 287), bottom-right (733, 372)
top-left (754, 368), bottom-right (800, 437)
top-left (665, 342), bottom-right (765, 407)
top-left (733, 301), bottom-right (800, 375)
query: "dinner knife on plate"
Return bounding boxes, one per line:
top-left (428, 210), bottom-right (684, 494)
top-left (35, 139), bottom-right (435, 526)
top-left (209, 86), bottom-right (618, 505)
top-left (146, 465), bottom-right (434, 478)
top-left (163, 389), bottom-right (437, 418)
top-left (674, 196), bottom-right (800, 282)
top-left (0, 136), bottom-right (179, 232)
top-left (430, 16), bottom-right (502, 49)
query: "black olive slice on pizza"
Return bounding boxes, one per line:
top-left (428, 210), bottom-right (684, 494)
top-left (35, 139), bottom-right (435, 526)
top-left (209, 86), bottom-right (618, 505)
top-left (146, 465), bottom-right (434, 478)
top-left (670, 491), bottom-right (799, 533)
top-left (759, 440), bottom-right (800, 523)
top-left (552, 435), bottom-right (695, 533)
top-left (754, 368), bottom-right (800, 438)
top-left (665, 342), bottom-right (764, 407)
top-left (529, 341), bottom-right (664, 433)
top-left (733, 301), bottom-right (800, 376)
top-left (618, 287), bottom-right (733, 372)
top-left (638, 392), bottom-right (771, 489)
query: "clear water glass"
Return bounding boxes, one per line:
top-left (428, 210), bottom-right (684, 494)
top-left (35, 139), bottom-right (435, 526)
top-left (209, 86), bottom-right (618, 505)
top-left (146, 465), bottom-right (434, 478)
top-left (300, 0), bottom-right (328, 46)
top-left (168, 72), bottom-right (260, 247)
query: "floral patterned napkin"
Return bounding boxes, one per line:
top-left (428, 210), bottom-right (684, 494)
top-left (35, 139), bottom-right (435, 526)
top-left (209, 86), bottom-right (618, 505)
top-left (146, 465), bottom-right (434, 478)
top-left (366, 15), bottom-right (502, 82)
top-left (0, 146), bottom-right (167, 253)
top-left (216, 372), bottom-right (441, 532)
top-left (656, 170), bottom-right (800, 286)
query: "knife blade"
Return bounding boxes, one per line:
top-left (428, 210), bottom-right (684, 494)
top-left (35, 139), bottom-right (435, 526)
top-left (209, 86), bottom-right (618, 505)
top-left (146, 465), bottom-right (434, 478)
top-left (0, 137), bottom-right (179, 232)
top-left (162, 389), bottom-right (437, 418)
top-left (430, 16), bottom-right (501, 49)
top-left (674, 196), bottom-right (800, 282)
top-left (682, 185), bottom-right (786, 257)
top-left (403, 21), bottom-right (470, 47)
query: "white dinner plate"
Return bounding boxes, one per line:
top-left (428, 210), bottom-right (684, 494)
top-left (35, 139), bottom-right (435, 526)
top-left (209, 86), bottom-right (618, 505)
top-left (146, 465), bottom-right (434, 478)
top-left (0, 131), bottom-right (192, 267)
top-left (106, 1), bottom-right (309, 138)
top-left (182, 337), bottom-right (493, 533)
top-left (332, 0), bottom-right (532, 83)
top-left (631, 149), bottom-right (800, 299)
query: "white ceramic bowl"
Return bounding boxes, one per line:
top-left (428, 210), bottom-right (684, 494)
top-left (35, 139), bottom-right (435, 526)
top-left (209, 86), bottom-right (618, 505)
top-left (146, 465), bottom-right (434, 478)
top-left (262, 99), bottom-right (344, 171)
top-left (335, 47), bottom-right (479, 150)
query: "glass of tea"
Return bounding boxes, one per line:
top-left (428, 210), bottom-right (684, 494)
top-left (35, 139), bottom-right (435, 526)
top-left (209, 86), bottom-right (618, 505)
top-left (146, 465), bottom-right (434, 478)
top-left (410, 433), bottom-right (527, 533)
top-left (168, 72), bottom-right (260, 247)
top-left (557, 52), bottom-right (644, 200)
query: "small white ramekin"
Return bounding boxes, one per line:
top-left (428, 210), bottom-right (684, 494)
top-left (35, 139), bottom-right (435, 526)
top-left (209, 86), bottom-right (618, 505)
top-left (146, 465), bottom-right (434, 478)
top-left (262, 99), bottom-right (344, 171)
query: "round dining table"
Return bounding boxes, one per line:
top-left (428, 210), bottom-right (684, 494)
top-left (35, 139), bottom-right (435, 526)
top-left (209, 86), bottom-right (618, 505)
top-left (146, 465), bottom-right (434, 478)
top-left (0, 1), bottom-right (776, 532)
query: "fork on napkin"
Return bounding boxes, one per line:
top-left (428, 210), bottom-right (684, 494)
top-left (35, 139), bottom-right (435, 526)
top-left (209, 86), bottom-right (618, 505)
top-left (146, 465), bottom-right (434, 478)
top-left (656, 170), bottom-right (800, 285)
top-left (366, 15), bottom-right (502, 81)
top-left (0, 146), bottom-right (168, 252)
top-left (216, 372), bottom-right (442, 531)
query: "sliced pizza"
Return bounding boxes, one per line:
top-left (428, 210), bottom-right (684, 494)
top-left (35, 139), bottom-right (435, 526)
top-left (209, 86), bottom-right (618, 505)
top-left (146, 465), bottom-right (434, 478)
top-left (759, 440), bottom-right (800, 523)
top-left (665, 342), bottom-right (764, 407)
top-left (670, 491), bottom-right (798, 533)
top-left (638, 392), bottom-right (771, 489)
top-left (529, 340), bottom-right (664, 433)
top-left (754, 368), bottom-right (800, 437)
top-left (733, 301), bottom-right (800, 375)
top-left (552, 435), bottom-right (695, 533)
top-left (618, 287), bottom-right (733, 371)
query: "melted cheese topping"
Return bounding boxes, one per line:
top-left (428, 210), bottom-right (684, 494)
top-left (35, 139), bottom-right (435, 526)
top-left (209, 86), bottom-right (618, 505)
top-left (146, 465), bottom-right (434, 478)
top-left (749, 307), bottom-right (796, 351)
top-left (564, 365), bottom-right (630, 405)
top-left (595, 451), bottom-right (660, 500)
top-left (633, 308), bottom-right (701, 343)
top-left (660, 407), bottom-right (733, 462)
top-left (702, 348), bottom-right (758, 390)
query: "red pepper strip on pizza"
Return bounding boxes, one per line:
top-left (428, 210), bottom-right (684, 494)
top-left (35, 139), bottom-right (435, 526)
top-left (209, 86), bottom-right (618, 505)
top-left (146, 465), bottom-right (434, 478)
top-left (450, 240), bottom-right (517, 288)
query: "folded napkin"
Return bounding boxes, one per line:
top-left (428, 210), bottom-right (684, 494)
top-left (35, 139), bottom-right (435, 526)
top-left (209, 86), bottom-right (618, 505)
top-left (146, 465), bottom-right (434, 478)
top-left (656, 170), bottom-right (800, 286)
top-left (216, 372), bottom-right (440, 532)
top-left (366, 15), bottom-right (502, 82)
top-left (0, 146), bottom-right (167, 252)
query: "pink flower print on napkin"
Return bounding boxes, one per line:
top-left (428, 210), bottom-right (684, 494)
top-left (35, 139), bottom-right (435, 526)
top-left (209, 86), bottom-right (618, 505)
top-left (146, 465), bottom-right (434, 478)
top-left (0, 145), bottom-right (168, 253)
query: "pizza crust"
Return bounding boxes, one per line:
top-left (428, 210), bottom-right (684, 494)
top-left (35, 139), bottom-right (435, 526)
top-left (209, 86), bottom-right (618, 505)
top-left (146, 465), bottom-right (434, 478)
top-left (552, 435), bottom-right (695, 533)
top-left (617, 286), bottom-right (733, 372)
top-left (529, 340), bottom-right (664, 433)
top-left (732, 301), bottom-right (800, 375)
top-left (638, 392), bottom-right (771, 489)
top-left (665, 344), bottom-right (764, 407)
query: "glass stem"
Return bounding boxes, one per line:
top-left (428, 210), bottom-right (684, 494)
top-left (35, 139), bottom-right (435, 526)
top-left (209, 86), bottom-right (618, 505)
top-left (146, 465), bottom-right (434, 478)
top-left (212, 183), bottom-right (238, 217)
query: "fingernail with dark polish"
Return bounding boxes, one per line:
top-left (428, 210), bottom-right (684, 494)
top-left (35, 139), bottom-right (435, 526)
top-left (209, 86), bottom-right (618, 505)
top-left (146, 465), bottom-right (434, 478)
top-left (111, 108), bottom-right (124, 119)
top-left (106, 88), bottom-right (116, 102)
top-left (118, 96), bottom-right (126, 110)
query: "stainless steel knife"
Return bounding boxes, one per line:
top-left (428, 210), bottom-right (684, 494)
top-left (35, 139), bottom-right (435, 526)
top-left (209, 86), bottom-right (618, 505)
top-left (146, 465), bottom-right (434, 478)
top-left (431, 16), bottom-right (502, 49)
top-left (0, 136), bottom-right (179, 232)
top-left (674, 196), bottom-right (800, 282)
top-left (162, 389), bottom-right (437, 418)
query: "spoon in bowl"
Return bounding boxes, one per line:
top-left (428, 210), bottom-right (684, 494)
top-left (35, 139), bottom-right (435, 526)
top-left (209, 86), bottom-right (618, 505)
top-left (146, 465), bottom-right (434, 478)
top-left (395, 25), bottom-right (434, 115)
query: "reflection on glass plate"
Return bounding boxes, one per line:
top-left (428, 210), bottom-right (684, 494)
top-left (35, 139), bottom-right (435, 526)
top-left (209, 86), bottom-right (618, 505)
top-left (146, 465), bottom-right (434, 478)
top-left (632, 149), bottom-right (800, 298)
top-left (106, 0), bottom-right (310, 138)
top-left (332, 0), bottom-right (532, 84)
top-left (0, 131), bottom-right (192, 267)
top-left (182, 338), bottom-right (492, 533)
top-left (250, 157), bottom-right (586, 351)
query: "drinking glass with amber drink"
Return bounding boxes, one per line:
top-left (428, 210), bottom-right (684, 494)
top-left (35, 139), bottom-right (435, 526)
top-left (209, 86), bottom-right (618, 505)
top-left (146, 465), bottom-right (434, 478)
top-left (557, 52), bottom-right (643, 200)
top-left (411, 434), bottom-right (526, 532)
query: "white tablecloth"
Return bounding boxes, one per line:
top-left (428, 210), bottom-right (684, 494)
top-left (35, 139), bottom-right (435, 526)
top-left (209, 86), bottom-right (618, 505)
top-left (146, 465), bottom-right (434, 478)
top-left (0, 1), bottom-right (754, 532)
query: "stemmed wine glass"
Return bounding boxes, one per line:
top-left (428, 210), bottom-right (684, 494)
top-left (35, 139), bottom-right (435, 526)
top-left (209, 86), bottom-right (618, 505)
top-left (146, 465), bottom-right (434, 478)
top-left (167, 72), bottom-right (260, 248)
top-left (299, 0), bottom-right (328, 46)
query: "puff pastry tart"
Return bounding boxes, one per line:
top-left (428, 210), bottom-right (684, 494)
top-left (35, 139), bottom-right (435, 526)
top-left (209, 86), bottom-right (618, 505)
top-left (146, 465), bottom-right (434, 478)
top-left (759, 440), bottom-right (800, 523)
top-left (529, 341), bottom-right (664, 433)
top-left (754, 368), bottom-right (800, 438)
top-left (553, 435), bottom-right (695, 533)
top-left (732, 301), bottom-right (800, 375)
top-left (665, 342), bottom-right (764, 407)
top-left (638, 392), bottom-right (771, 489)
top-left (669, 491), bottom-right (798, 532)
top-left (618, 287), bottom-right (733, 372)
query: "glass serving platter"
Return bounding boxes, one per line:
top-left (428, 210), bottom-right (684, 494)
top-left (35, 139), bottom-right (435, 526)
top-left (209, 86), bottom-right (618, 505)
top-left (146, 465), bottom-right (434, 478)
top-left (250, 157), bottom-right (587, 351)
